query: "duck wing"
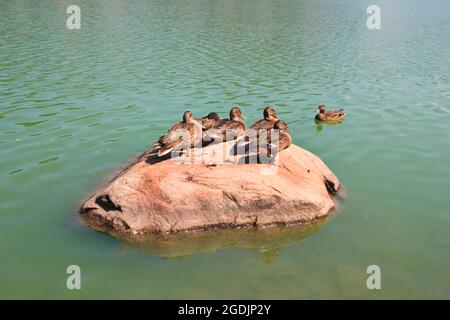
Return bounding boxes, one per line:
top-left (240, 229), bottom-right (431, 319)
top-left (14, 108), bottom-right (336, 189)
top-left (161, 122), bottom-right (187, 145)
top-left (216, 120), bottom-right (245, 132)
top-left (279, 131), bottom-right (292, 150)
top-left (213, 119), bottom-right (229, 128)
top-left (200, 117), bottom-right (217, 130)
top-left (224, 120), bottom-right (246, 136)
top-left (326, 109), bottom-right (346, 120)
top-left (250, 119), bottom-right (275, 130)
top-left (268, 131), bottom-right (292, 151)
top-left (209, 120), bottom-right (246, 140)
top-left (158, 139), bottom-right (182, 157)
top-left (329, 109), bottom-right (344, 115)
top-left (158, 122), bottom-right (200, 157)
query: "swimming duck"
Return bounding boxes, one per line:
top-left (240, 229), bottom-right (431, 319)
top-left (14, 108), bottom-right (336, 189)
top-left (250, 106), bottom-right (279, 131)
top-left (208, 106), bottom-right (246, 141)
top-left (315, 104), bottom-right (346, 122)
top-left (157, 111), bottom-right (203, 157)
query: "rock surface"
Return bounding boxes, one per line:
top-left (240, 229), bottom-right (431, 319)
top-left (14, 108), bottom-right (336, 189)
top-left (79, 141), bottom-right (340, 237)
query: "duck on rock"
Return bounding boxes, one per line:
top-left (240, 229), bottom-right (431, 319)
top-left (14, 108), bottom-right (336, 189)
top-left (157, 111), bottom-right (204, 157)
top-left (250, 106), bottom-right (279, 130)
top-left (271, 120), bottom-right (292, 151)
top-left (197, 112), bottom-right (221, 130)
top-left (208, 106), bottom-right (246, 141)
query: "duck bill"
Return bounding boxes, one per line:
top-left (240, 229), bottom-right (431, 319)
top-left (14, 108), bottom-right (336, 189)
top-left (315, 109), bottom-right (320, 115)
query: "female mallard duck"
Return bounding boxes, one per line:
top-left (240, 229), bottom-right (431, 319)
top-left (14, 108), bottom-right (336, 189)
top-left (255, 120), bottom-right (291, 162)
top-left (315, 104), bottom-right (346, 122)
top-left (271, 120), bottom-right (292, 151)
top-left (250, 106), bottom-right (279, 130)
top-left (154, 112), bottom-right (218, 150)
top-left (208, 106), bottom-right (246, 141)
top-left (157, 111), bottom-right (203, 157)
top-left (197, 112), bottom-right (220, 130)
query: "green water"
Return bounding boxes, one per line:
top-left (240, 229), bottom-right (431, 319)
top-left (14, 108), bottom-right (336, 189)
top-left (1, 0), bottom-right (449, 299)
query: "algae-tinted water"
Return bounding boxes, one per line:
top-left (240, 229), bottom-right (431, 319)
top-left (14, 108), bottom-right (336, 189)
top-left (1, 0), bottom-right (449, 299)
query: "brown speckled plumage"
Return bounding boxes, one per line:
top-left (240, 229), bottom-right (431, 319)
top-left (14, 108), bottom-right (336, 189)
top-left (208, 107), bottom-right (246, 141)
top-left (157, 111), bottom-right (203, 157)
top-left (315, 104), bottom-right (346, 122)
top-left (250, 106), bottom-right (279, 130)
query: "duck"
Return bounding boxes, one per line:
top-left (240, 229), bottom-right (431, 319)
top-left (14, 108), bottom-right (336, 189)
top-left (208, 106), bottom-right (246, 141)
top-left (271, 120), bottom-right (292, 151)
top-left (250, 106), bottom-right (279, 131)
top-left (315, 104), bottom-right (346, 122)
top-left (197, 112), bottom-right (220, 130)
top-left (154, 112), bottom-right (219, 150)
top-left (157, 111), bottom-right (204, 157)
top-left (252, 120), bottom-right (292, 163)
top-left (242, 106), bottom-right (279, 154)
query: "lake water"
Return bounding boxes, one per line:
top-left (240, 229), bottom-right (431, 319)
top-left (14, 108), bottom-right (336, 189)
top-left (1, 0), bottom-right (449, 299)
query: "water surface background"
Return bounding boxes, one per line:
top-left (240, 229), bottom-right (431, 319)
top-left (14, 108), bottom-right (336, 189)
top-left (1, 0), bottom-right (449, 299)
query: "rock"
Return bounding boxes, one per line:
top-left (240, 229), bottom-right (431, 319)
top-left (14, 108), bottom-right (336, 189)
top-left (79, 141), bottom-right (340, 237)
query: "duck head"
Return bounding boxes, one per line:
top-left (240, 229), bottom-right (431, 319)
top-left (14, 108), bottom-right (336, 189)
top-left (315, 104), bottom-right (326, 114)
top-left (206, 112), bottom-right (220, 121)
top-left (263, 106), bottom-right (278, 120)
top-left (274, 120), bottom-right (289, 131)
top-left (182, 111), bottom-right (194, 123)
top-left (229, 106), bottom-right (244, 121)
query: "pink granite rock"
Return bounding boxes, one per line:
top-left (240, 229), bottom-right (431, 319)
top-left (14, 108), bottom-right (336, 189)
top-left (80, 142), bottom-right (340, 237)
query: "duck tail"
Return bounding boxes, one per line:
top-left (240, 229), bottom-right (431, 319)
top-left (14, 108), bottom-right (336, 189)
top-left (158, 145), bottom-right (174, 157)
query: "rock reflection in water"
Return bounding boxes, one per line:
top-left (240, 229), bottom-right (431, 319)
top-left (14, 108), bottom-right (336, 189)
top-left (117, 217), bottom-right (330, 263)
